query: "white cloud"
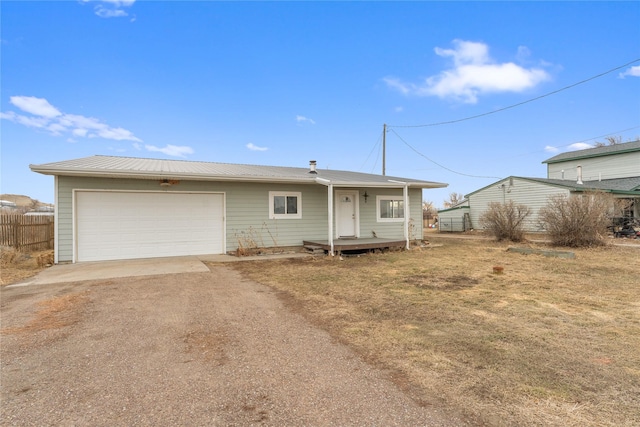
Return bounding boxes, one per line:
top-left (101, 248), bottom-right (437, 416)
top-left (246, 143), bottom-right (268, 152)
top-left (567, 142), bottom-right (593, 151)
top-left (95, 127), bottom-right (140, 141)
top-left (619, 65), bottom-right (640, 78)
top-left (95, 6), bottom-right (128, 18)
top-left (10, 95), bottom-right (61, 118)
top-left (144, 144), bottom-right (194, 158)
top-left (47, 123), bottom-right (66, 135)
top-left (1, 95), bottom-right (142, 142)
top-left (384, 39), bottom-right (551, 104)
top-left (1, 111), bottom-right (49, 128)
top-left (544, 145), bottom-right (559, 153)
top-left (82, 0), bottom-right (136, 19)
top-left (296, 115), bottom-right (316, 125)
top-left (101, 0), bottom-right (136, 6)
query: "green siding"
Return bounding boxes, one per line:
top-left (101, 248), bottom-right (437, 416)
top-left (468, 178), bottom-right (569, 232)
top-left (56, 177), bottom-right (424, 261)
top-left (547, 151), bottom-right (640, 181)
top-left (356, 187), bottom-right (423, 240)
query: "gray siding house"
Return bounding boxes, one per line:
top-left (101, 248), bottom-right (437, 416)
top-left (437, 202), bottom-right (470, 232)
top-left (439, 140), bottom-right (640, 232)
top-left (30, 155), bottom-right (447, 263)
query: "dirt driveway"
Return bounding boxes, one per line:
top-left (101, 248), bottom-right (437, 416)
top-left (1, 265), bottom-right (464, 426)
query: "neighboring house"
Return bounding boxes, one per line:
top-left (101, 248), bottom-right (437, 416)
top-left (30, 155), bottom-right (447, 263)
top-left (437, 200), bottom-right (470, 232)
top-left (24, 211), bottom-right (55, 217)
top-left (439, 140), bottom-right (640, 232)
top-left (0, 200), bottom-right (18, 211)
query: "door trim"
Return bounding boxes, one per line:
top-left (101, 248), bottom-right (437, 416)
top-left (334, 190), bottom-right (359, 238)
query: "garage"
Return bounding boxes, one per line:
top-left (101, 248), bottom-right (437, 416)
top-left (75, 191), bottom-right (225, 262)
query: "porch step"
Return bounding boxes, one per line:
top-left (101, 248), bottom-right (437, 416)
top-left (303, 245), bottom-right (326, 254)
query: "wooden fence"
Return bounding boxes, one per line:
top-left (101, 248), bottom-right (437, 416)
top-left (0, 214), bottom-right (54, 252)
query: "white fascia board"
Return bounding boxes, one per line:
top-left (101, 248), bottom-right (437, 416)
top-left (329, 181), bottom-right (445, 188)
top-left (30, 167), bottom-right (319, 184)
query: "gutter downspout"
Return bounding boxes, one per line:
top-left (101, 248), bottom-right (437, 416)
top-left (54, 175), bottom-right (59, 264)
top-left (389, 180), bottom-right (410, 250)
top-left (328, 183), bottom-right (334, 255)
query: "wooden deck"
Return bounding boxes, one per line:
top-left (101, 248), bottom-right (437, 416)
top-left (303, 238), bottom-right (407, 253)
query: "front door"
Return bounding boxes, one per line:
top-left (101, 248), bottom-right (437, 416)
top-left (336, 191), bottom-right (358, 238)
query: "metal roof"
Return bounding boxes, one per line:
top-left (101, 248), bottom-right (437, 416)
top-left (30, 155), bottom-right (448, 189)
top-left (522, 176), bottom-right (640, 194)
top-left (542, 140), bottom-right (640, 164)
top-left (466, 176), bottom-right (640, 198)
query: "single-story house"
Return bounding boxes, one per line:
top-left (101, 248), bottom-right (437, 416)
top-left (30, 155), bottom-right (447, 263)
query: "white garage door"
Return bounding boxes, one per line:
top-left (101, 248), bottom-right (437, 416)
top-left (76, 191), bottom-right (224, 262)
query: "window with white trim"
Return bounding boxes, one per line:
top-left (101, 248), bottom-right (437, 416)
top-left (269, 191), bottom-right (302, 219)
top-left (376, 195), bottom-right (404, 222)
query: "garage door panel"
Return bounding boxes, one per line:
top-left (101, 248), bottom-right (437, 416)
top-left (76, 191), bottom-right (224, 262)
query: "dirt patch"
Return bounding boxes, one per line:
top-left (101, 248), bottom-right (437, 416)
top-left (403, 274), bottom-right (480, 290)
top-left (182, 328), bottom-right (229, 365)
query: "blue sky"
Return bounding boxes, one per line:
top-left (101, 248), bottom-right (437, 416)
top-left (1, 1), bottom-right (639, 207)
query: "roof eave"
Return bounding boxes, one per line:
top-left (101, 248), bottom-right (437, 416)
top-left (29, 166), bottom-right (319, 184)
top-left (30, 165), bottom-right (448, 188)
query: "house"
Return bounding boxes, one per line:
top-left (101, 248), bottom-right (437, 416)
top-left (436, 200), bottom-right (470, 232)
top-left (30, 155), bottom-right (447, 263)
top-left (439, 140), bottom-right (640, 232)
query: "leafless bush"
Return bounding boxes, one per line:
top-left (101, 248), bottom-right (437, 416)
top-left (538, 192), bottom-right (616, 247)
top-left (234, 227), bottom-right (262, 256)
top-left (479, 201), bottom-right (531, 242)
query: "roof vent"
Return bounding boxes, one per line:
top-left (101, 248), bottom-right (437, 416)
top-left (309, 160), bottom-right (317, 174)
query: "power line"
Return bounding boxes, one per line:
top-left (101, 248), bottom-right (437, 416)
top-left (389, 58), bottom-right (640, 129)
top-left (388, 128), bottom-right (502, 179)
top-left (359, 131), bottom-right (382, 172)
top-left (489, 125), bottom-right (640, 161)
top-left (554, 126), bottom-right (640, 149)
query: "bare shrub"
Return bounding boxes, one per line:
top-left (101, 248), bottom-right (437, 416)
top-left (538, 191), bottom-right (616, 247)
top-left (479, 201), bottom-right (531, 242)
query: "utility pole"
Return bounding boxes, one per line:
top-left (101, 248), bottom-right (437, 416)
top-left (382, 123), bottom-right (386, 176)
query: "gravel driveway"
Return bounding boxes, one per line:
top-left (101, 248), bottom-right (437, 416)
top-left (1, 265), bottom-right (464, 426)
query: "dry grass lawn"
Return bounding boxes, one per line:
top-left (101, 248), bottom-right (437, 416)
top-left (0, 247), bottom-right (54, 286)
top-left (231, 236), bottom-right (640, 427)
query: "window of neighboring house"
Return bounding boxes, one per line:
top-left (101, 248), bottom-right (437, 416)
top-left (377, 196), bottom-right (405, 222)
top-left (269, 191), bottom-right (302, 219)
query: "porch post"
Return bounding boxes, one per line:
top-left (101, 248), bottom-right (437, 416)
top-left (328, 183), bottom-right (334, 255)
top-left (389, 179), bottom-right (410, 250)
top-left (403, 183), bottom-right (410, 249)
top-left (54, 175), bottom-right (59, 264)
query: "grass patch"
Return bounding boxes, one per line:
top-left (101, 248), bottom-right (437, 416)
top-left (229, 237), bottom-right (640, 427)
top-left (2, 292), bottom-right (90, 335)
top-left (1, 247), bottom-right (53, 285)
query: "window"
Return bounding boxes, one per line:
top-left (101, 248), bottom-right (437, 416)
top-left (269, 191), bottom-right (302, 219)
top-left (377, 196), bottom-right (404, 222)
